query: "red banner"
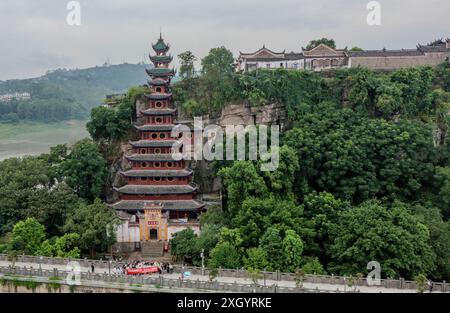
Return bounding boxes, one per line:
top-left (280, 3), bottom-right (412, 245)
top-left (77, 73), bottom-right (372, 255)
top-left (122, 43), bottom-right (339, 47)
top-left (126, 267), bottom-right (160, 275)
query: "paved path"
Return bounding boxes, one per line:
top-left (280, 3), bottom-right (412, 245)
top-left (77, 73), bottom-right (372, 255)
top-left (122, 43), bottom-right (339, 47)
top-left (0, 260), bottom-right (440, 293)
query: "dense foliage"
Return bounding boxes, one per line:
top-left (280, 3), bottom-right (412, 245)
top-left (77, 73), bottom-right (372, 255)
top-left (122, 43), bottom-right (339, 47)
top-left (170, 47), bottom-right (450, 281)
top-left (0, 63), bottom-right (148, 123)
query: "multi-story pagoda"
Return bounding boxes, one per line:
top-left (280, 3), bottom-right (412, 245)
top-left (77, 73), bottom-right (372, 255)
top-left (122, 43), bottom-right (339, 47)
top-left (111, 35), bottom-right (205, 255)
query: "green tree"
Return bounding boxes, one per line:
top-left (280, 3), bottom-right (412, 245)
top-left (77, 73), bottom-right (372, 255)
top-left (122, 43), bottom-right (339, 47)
top-left (218, 161), bottom-right (268, 218)
top-left (63, 199), bottom-right (119, 257)
top-left (260, 227), bottom-right (284, 271)
top-left (329, 200), bottom-right (436, 279)
top-left (178, 51), bottom-right (197, 79)
top-left (413, 204), bottom-right (450, 280)
top-left (59, 139), bottom-right (107, 200)
top-left (243, 247), bottom-right (271, 271)
top-left (208, 241), bottom-right (241, 269)
top-left (169, 228), bottom-right (199, 263)
top-left (305, 38), bottom-right (336, 49)
top-left (7, 218), bottom-right (46, 255)
top-left (282, 230), bottom-right (303, 272)
top-left (201, 47), bottom-right (235, 76)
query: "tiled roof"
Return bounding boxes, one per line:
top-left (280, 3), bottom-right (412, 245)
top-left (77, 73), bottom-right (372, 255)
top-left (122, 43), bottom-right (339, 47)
top-left (125, 153), bottom-right (179, 162)
top-left (149, 55), bottom-right (173, 63)
top-left (141, 108), bottom-right (176, 116)
top-left (129, 139), bottom-right (180, 148)
top-left (146, 68), bottom-right (175, 77)
top-left (148, 78), bottom-right (169, 86)
top-left (134, 124), bottom-right (176, 131)
top-left (120, 169), bottom-right (193, 177)
top-left (110, 199), bottom-right (205, 211)
top-left (152, 38), bottom-right (170, 52)
top-left (114, 184), bottom-right (197, 195)
top-left (144, 93), bottom-right (172, 100)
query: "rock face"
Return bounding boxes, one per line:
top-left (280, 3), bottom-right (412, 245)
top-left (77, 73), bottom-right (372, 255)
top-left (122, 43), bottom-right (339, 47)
top-left (107, 100), bottom-right (287, 200)
top-left (199, 101), bottom-right (287, 131)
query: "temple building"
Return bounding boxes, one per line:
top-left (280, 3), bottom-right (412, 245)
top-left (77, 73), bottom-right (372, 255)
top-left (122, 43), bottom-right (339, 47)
top-left (111, 35), bottom-right (205, 256)
top-left (236, 39), bottom-right (450, 72)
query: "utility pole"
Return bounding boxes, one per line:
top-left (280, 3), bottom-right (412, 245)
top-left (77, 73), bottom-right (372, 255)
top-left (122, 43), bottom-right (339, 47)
top-left (201, 249), bottom-right (205, 276)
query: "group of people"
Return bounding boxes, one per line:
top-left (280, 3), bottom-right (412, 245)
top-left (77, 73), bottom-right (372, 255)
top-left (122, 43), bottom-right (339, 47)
top-left (110, 261), bottom-right (174, 276)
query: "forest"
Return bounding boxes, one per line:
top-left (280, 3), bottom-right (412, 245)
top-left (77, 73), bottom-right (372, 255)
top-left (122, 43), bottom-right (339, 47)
top-left (0, 42), bottom-right (449, 282)
top-left (0, 63), bottom-right (148, 123)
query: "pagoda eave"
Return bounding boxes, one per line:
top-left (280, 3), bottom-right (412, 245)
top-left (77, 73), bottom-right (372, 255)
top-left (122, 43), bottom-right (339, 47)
top-left (114, 184), bottom-right (198, 195)
top-left (120, 169), bottom-right (193, 177)
top-left (141, 108), bottom-right (177, 116)
top-left (110, 199), bottom-right (205, 211)
top-left (125, 153), bottom-right (179, 162)
top-left (129, 139), bottom-right (180, 148)
top-left (144, 93), bottom-right (172, 100)
top-left (134, 124), bottom-right (175, 132)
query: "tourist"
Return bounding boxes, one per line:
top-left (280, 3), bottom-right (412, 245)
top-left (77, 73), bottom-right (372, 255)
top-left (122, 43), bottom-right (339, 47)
top-left (91, 264), bottom-right (95, 273)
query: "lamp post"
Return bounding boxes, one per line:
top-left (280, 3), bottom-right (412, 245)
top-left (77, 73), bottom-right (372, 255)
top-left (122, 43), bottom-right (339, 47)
top-left (108, 259), bottom-right (111, 276)
top-left (201, 249), bottom-right (205, 277)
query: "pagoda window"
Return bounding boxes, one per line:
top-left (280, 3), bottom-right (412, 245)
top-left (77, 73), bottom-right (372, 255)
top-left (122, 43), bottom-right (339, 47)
top-left (141, 162), bottom-right (148, 168)
top-left (141, 148), bottom-right (146, 154)
top-left (155, 177), bottom-right (161, 182)
top-left (154, 148), bottom-right (161, 154)
top-left (141, 177), bottom-right (148, 182)
top-left (156, 87), bottom-right (162, 93)
top-left (156, 117), bottom-right (163, 124)
top-left (152, 133), bottom-right (158, 139)
top-left (167, 162), bottom-right (174, 168)
top-left (160, 133), bottom-right (166, 139)
top-left (156, 101), bottom-right (162, 108)
top-left (168, 177), bottom-right (174, 182)
top-left (155, 162), bottom-right (161, 168)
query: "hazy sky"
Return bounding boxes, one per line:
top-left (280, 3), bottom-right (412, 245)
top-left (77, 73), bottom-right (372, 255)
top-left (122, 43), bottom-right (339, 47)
top-left (0, 0), bottom-right (448, 80)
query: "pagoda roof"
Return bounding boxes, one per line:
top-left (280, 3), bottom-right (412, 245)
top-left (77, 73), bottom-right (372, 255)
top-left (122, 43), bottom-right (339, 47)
top-left (152, 37), bottom-right (170, 53)
top-left (114, 184), bottom-right (197, 195)
top-left (144, 93), bottom-right (172, 100)
top-left (134, 124), bottom-right (176, 132)
top-left (148, 78), bottom-right (169, 86)
top-left (141, 108), bottom-right (176, 116)
top-left (125, 153), bottom-right (179, 162)
top-left (150, 55), bottom-right (173, 63)
top-left (110, 199), bottom-right (205, 211)
top-left (129, 139), bottom-right (180, 148)
top-left (120, 169), bottom-right (193, 177)
top-left (146, 67), bottom-right (176, 77)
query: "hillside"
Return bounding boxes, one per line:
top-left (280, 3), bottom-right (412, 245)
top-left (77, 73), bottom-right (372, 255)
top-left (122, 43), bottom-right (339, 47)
top-left (0, 63), bottom-right (150, 123)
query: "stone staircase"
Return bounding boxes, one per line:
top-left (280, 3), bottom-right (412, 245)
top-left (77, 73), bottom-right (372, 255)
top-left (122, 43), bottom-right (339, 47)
top-left (140, 241), bottom-right (164, 258)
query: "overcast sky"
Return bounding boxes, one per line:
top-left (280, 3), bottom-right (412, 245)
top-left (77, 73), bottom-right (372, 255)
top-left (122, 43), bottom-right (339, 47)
top-left (0, 0), bottom-right (448, 80)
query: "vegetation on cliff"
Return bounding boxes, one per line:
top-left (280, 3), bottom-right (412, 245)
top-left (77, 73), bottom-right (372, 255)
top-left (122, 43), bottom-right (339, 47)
top-left (169, 48), bottom-right (450, 280)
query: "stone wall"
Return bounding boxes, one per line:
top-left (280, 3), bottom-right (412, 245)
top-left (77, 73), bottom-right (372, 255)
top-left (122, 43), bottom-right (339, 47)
top-left (350, 52), bottom-right (450, 71)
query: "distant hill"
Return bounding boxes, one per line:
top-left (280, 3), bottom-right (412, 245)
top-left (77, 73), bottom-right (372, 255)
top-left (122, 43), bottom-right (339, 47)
top-left (0, 63), bottom-right (150, 123)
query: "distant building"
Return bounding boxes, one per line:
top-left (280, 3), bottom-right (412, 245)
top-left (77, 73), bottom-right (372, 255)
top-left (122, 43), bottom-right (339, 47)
top-left (103, 93), bottom-right (126, 107)
top-left (236, 39), bottom-right (450, 72)
top-left (0, 92), bottom-right (31, 102)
